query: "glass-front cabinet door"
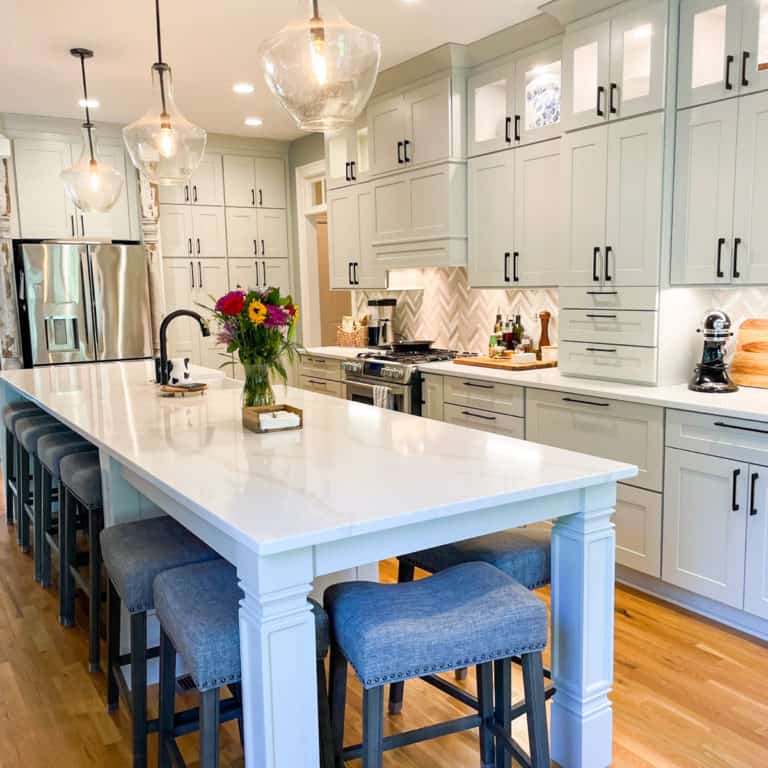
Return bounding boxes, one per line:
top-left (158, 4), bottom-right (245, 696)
top-left (562, 22), bottom-right (611, 130)
top-left (609, 1), bottom-right (667, 118)
top-left (678, 0), bottom-right (743, 108)
top-left (325, 129), bottom-right (355, 190)
top-left (740, 0), bottom-right (768, 93)
top-left (514, 44), bottom-right (563, 144)
top-left (468, 62), bottom-right (516, 156)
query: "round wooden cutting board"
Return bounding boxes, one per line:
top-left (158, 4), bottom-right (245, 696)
top-left (730, 319), bottom-right (768, 388)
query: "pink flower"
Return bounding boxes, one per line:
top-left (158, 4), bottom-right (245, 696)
top-left (264, 304), bottom-right (290, 328)
top-left (215, 291), bottom-right (245, 316)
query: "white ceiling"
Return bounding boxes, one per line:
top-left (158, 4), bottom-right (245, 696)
top-left (0, 0), bottom-right (543, 142)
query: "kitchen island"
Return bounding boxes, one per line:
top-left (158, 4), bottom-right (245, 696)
top-left (0, 361), bottom-right (636, 768)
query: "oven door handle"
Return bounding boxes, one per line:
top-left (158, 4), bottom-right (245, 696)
top-left (344, 378), bottom-right (408, 397)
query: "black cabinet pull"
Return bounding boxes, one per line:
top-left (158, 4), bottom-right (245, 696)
top-left (397, 141), bottom-right (404, 164)
top-left (80, 215), bottom-right (85, 235)
top-left (714, 421), bottom-right (768, 436)
top-left (503, 252), bottom-right (510, 282)
top-left (353, 262), bottom-right (359, 284)
top-left (196, 237), bottom-right (201, 255)
top-left (725, 54), bottom-right (734, 90)
top-left (593, 246), bottom-right (601, 282)
top-left (197, 261), bottom-right (202, 288)
top-left (345, 162), bottom-right (351, 182)
top-left (261, 239), bottom-right (265, 256)
top-left (733, 237), bottom-right (741, 278)
top-left (513, 251), bottom-right (519, 282)
top-left (461, 410), bottom-right (497, 421)
top-left (70, 215), bottom-right (76, 237)
top-left (586, 347), bottom-right (617, 352)
top-left (262, 261), bottom-right (267, 286)
top-left (751, 472), bottom-right (759, 516)
top-left (732, 468), bottom-right (741, 511)
top-left (742, 51), bottom-right (750, 88)
top-left (351, 161), bottom-right (357, 180)
top-left (253, 239), bottom-right (258, 256)
top-left (609, 83), bottom-right (618, 114)
top-left (596, 85), bottom-right (605, 117)
top-left (259, 189), bottom-right (263, 206)
top-left (403, 139), bottom-right (411, 162)
top-left (193, 185), bottom-right (198, 203)
top-left (514, 115), bottom-right (521, 142)
top-left (251, 188), bottom-right (255, 206)
top-left (189, 261), bottom-right (195, 289)
top-left (716, 237), bottom-right (725, 278)
top-left (348, 263), bottom-right (353, 285)
top-left (605, 245), bottom-right (613, 282)
top-left (586, 290), bottom-right (618, 295)
top-left (187, 238), bottom-right (193, 255)
top-left (562, 397), bottom-right (610, 407)
top-left (505, 116), bottom-right (512, 143)
top-left (254, 260), bottom-right (260, 287)
top-left (585, 314), bottom-right (617, 319)
top-left (463, 381), bottom-right (494, 389)
top-left (184, 186), bottom-right (189, 202)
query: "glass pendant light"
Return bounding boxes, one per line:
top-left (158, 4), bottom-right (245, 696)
top-left (259, 0), bottom-right (381, 131)
top-left (60, 48), bottom-right (123, 214)
top-left (122, 0), bottom-right (206, 185)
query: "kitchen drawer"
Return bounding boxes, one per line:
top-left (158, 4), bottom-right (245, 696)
top-left (443, 403), bottom-right (525, 439)
top-left (299, 355), bottom-right (342, 382)
top-left (615, 485), bottom-right (662, 578)
top-left (558, 286), bottom-right (659, 311)
top-left (559, 341), bottom-right (658, 385)
top-left (299, 375), bottom-right (343, 397)
top-left (443, 377), bottom-right (524, 417)
top-left (560, 309), bottom-right (658, 347)
top-left (666, 409), bottom-right (768, 465)
top-left (525, 387), bottom-right (663, 491)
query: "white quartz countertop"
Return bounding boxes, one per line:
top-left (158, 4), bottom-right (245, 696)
top-left (1, 361), bottom-right (634, 555)
top-left (418, 361), bottom-right (768, 423)
top-left (300, 346), bottom-right (375, 360)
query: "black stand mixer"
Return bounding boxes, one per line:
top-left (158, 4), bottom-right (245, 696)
top-left (689, 310), bottom-right (739, 393)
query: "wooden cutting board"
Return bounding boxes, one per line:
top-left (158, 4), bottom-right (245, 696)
top-left (730, 319), bottom-right (768, 388)
top-left (453, 357), bottom-right (558, 371)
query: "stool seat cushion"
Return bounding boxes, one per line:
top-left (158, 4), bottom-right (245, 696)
top-left (17, 416), bottom-right (70, 455)
top-left (154, 559), bottom-right (242, 692)
top-left (60, 451), bottom-right (102, 509)
top-left (3, 401), bottom-right (40, 429)
top-left (325, 561), bottom-right (547, 689)
top-left (401, 526), bottom-right (552, 590)
top-left (100, 517), bottom-right (219, 614)
top-left (38, 433), bottom-right (94, 477)
top-left (310, 598), bottom-right (330, 660)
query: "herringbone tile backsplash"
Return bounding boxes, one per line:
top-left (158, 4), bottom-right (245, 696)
top-left (354, 268), bottom-right (559, 353)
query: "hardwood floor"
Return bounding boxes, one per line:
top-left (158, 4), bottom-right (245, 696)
top-left (0, 483), bottom-right (767, 767)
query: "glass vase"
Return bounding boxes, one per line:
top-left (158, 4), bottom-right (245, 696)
top-left (242, 361), bottom-right (275, 408)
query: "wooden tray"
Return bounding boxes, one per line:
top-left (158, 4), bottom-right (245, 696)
top-left (242, 404), bottom-right (304, 434)
top-left (453, 357), bottom-right (558, 372)
top-left (159, 383), bottom-right (208, 397)
top-left (731, 319), bottom-right (768, 389)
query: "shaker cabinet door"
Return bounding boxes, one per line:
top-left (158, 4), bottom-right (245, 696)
top-left (745, 466), bottom-right (768, 620)
top-left (228, 258), bottom-right (260, 291)
top-left (191, 206), bottom-right (227, 258)
top-left (368, 95), bottom-right (407, 175)
top-left (257, 208), bottom-right (289, 260)
top-left (223, 155), bottom-right (256, 207)
top-left (254, 157), bottom-right (286, 208)
top-left (403, 77), bottom-right (451, 165)
top-left (562, 21), bottom-right (611, 131)
top-left (190, 153), bottom-right (224, 206)
top-left (162, 259), bottom-right (199, 362)
top-left (225, 208), bottom-right (260, 260)
top-left (159, 205), bottom-right (194, 259)
top-left (327, 186), bottom-right (359, 289)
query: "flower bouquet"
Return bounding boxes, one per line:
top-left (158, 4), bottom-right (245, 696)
top-left (206, 287), bottom-right (300, 408)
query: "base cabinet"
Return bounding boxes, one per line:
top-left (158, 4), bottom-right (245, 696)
top-left (615, 485), bottom-right (662, 577)
top-left (420, 373), bottom-right (444, 421)
top-left (745, 470), bottom-right (768, 620)
top-left (443, 403), bottom-right (525, 439)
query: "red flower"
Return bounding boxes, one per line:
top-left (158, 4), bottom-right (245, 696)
top-left (216, 290), bottom-right (245, 316)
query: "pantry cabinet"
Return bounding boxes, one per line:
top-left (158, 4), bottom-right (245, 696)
top-left (327, 183), bottom-right (386, 289)
top-left (223, 155), bottom-right (286, 209)
top-left (158, 153), bottom-right (224, 205)
top-left (562, 0), bottom-right (666, 130)
top-left (228, 257), bottom-right (291, 294)
top-left (159, 205), bottom-right (227, 259)
top-left (561, 111), bottom-right (663, 286)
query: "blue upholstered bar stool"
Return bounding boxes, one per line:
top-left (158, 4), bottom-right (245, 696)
top-left (100, 517), bottom-right (220, 768)
top-left (37, 432), bottom-right (94, 589)
top-left (3, 401), bottom-right (41, 526)
top-left (326, 561), bottom-right (551, 768)
top-left (15, 413), bottom-right (70, 556)
top-left (154, 559), bottom-right (336, 768)
top-left (59, 450), bottom-right (105, 671)
top-left (390, 526), bottom-right (552, 714)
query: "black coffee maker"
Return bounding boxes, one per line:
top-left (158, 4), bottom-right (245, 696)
top-left (689, 310), bottom-right (738, 393)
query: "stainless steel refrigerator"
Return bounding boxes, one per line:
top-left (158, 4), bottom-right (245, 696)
top-left (14, 240), bottom-right (153, 367)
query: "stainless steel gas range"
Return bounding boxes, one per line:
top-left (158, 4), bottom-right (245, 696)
top-left (341, 345), bottom-right (472, 414)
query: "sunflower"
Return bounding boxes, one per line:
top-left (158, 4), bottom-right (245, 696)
top-left (291, 304), bottom-right (300, 323)
top-left (248, 300), bottom-right (267, 325)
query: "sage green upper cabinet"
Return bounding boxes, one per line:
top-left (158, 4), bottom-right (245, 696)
top-left (562, 1), bottom-right (666, 130)
top-left (367, 75), bottom-right (457, 176)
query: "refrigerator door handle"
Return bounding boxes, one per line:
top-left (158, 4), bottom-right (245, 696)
top-left (79, 260), bottom-right (90, 346)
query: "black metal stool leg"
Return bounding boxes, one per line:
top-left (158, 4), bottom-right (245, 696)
top-left (60, 488), bottom-right (76, 627)
top-left (87, 507), bottom-right (103, 672)
top-left (40, 468), bottom-right (54, 587)
top-left (17, 444), bottom-right (31, 552)
top-left (317, 658), bottom-right (336, 768)
top-left (4, 428), bottom-right (15, 526)
top-left (521, 651), bottom-right (550, 768)
top-left (32, 456), bottom-right (44, 582)
top-left (361, 686), bottom-right (384, 768)
top-left (158, 628), bottom-right (176, 768)
top-left (477, 662), bottom-right (495, 768)
top-left (328, 643), bottom-right (348, 767)
top-left (106, 579), bottom-right (121, 713)
top-left (200, 688), bottom-right (221, 768)
top-left (130, 611), bottom-right (148, 768)
top-left (494, 658), bottom-right (512, 768)
top-left (387, 559), bottom-right (416, 715)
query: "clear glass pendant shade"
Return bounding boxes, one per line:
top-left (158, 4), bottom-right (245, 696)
top-left (259, 0), bottom-right (381, 131)
top-left (60, 125), bottom-right (123, 213)
top-left (122, 63), bottom-right (207, 186)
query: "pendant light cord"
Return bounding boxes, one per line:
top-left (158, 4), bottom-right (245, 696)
top-left (155, 0), bottom-right (164, 64)
top-left (154, 0), bottom-right (169, 115)
top-left (77, 52), bottom-right (96, 163)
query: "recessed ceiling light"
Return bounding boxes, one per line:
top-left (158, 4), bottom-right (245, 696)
top-left (78, 98), bottom-right (99, 109)
top-left (233, 82), bottom-right (255, 94)
top-left (244, 117), bottom-right (263, 127)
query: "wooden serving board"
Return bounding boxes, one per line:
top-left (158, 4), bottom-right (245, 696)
top-left (453, 357), bottom-right (558, 371)
top-left (159, 383), bottom-right (208, 397)
top-left (731, 319), bottom-right (768, 388)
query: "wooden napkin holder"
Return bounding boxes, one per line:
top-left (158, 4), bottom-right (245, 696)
top-left (242, 404), bottom-right (304, 434)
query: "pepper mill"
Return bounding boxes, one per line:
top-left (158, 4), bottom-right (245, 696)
top-left (538, 311), bottom-right (552, 358)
